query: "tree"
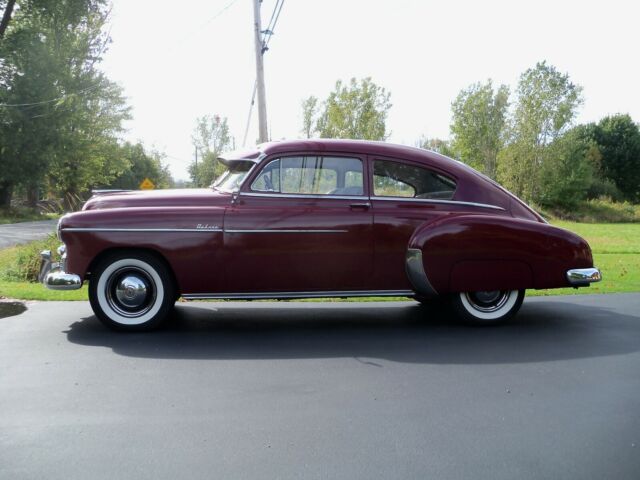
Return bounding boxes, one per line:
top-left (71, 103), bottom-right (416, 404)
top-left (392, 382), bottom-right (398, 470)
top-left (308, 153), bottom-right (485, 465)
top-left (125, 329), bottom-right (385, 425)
top-left (300, 95), bottom-right (318, 138)
top-left (416, 136), bottom-right (457, 158)
top-left (498, 61), bottom-right (583, 202)
top-left (306, 77), bottom-right (392, 140)
top-left (587, 114), bottom-right (640, 202)
top-left (450, 80), bottom-right (509, 179)
top-left (0, 0), bottom-right (130, 207)
top-left (108, 142), bottom-right (173, 190)
top-left (537, 127), bottom-right (599, 209)
top-left (0, 0), bottom-right (16, 38)
top-left (189, 115), bottom-right (232, 187)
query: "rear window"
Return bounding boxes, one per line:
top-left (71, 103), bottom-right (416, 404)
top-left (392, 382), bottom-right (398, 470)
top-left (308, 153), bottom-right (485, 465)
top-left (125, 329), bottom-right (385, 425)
top-left (373, 159), bottom-right (456, 200)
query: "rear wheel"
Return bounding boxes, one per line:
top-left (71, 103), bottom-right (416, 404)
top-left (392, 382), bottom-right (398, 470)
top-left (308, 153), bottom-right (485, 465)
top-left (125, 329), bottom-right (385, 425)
top-left (450, 289), bottom-right (524, 326)
top-left (89, 251), bottom-right (176, 331)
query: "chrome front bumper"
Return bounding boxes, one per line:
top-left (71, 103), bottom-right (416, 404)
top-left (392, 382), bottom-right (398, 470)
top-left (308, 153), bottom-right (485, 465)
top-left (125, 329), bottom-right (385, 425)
top-left (40, 247), bottom-right (82, 291)
top-left (566, 267), bottom-right (602, 287)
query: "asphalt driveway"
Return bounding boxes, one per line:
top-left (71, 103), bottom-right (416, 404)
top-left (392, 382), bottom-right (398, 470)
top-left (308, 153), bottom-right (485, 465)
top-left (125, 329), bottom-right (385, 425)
top-left (1, 294), bottom-right (639, 479)
top-left (0, 219), bottom-right (57, 248)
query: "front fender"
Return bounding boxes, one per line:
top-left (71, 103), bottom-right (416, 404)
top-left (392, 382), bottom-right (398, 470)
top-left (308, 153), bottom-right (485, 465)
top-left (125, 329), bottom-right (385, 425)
top-left (407, 215), bottom-right (593, 294)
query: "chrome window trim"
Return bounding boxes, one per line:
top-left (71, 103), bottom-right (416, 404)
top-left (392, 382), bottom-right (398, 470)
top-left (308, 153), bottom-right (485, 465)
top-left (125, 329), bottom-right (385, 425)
top-left (371, 196), bottom-right (505, 211)
top-left (62, 227), bottom-right (223, 233)
top-left (240, 192), bottom-right (366, 201)
top-left (243, 154), bottom-right (367, 198)
top-left (225, 229), bottom-right (348, 234)
top-left (182, 290), bottom-right (415, 300)
top-left (62, 227), bottom-right (346, 234)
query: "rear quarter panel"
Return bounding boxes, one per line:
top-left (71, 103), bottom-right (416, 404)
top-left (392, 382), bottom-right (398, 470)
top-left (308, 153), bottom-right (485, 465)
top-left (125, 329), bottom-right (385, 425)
top-left (409, 215), bottom-right (593, 294)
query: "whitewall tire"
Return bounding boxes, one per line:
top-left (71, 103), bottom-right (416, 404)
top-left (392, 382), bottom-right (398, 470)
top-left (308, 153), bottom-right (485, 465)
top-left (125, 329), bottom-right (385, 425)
top-left (89, 251), bottom-right (176, 331)
top-left (451, 289), bottom-right (525, 325)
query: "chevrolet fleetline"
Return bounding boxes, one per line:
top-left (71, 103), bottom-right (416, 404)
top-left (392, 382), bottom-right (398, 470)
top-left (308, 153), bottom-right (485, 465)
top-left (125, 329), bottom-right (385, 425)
top-left (41, 139), bottom-right (601, 330)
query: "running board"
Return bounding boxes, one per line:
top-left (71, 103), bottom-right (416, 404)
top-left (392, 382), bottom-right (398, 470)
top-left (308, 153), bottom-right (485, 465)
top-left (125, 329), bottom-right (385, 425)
top-left (181, 290), bottom-right (415, 300)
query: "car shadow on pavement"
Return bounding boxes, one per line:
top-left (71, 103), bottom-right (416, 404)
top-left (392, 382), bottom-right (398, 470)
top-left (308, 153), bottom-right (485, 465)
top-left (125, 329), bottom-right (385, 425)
top-left (64, 299), bottom-right (640, 365)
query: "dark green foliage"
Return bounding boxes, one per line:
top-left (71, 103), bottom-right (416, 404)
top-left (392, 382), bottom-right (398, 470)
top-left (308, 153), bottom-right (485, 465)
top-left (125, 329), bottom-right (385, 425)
top-left (0, 0), bottom-right (143, 207)
top-left (587, 115), bottom-right (640, 202)
top-left (108, 142), bottom-right (173, 190)
top-left (537, 128), bottom-right (598, 209)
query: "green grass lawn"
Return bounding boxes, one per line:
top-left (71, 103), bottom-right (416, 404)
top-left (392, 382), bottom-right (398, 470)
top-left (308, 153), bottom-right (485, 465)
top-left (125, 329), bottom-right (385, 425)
top-left (0, 221), bottom-right (638, 301)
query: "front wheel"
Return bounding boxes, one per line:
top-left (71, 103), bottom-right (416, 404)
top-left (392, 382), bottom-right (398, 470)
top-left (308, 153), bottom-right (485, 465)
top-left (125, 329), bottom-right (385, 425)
top-left (89, 251), bottom-right (176, 331)
top-left (450, 289), bottom-right (525, 326)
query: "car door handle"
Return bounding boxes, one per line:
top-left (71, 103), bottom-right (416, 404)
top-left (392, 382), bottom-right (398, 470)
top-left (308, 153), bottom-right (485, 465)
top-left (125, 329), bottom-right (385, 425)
top-left (350, 202), bottom-right (371, 210)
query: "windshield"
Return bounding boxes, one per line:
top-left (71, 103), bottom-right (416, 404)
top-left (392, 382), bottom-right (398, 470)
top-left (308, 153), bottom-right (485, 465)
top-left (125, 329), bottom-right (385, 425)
top-left (212, 161), bottom-right (254, 192)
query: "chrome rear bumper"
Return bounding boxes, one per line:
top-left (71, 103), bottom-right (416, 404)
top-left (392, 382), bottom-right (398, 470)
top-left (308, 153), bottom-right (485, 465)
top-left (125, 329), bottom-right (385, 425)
top-left (566, 268), bottom-right (602, 287)
top-left (40, 247), bottom-right (82, 291)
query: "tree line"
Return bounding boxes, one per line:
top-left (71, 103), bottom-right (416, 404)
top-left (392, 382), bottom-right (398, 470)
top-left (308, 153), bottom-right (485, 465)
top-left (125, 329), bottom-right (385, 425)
top-left (0, 0), bottom-right (172, 209)
top-left (300, 66), bottom-right (640, 210)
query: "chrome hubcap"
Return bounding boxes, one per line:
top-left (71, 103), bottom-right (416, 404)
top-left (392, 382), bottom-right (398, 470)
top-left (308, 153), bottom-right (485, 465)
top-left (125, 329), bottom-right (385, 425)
top-left (115, 275), bottom-right (149, 309)
top-left (465, 290), bottom-right (509, 313)
top-left (106, 267), bottom-right (156, 318)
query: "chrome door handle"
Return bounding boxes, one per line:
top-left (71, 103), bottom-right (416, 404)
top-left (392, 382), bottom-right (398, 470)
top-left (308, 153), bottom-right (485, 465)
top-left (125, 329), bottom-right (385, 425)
top-left (350, 202), bottom-right (371, 210)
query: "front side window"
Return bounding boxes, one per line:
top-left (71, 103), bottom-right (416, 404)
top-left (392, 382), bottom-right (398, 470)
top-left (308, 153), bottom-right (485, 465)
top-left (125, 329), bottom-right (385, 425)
top-left (251, 156), bottom-right (364, 196)
top-left (373, 159), bottom-right (456, 200)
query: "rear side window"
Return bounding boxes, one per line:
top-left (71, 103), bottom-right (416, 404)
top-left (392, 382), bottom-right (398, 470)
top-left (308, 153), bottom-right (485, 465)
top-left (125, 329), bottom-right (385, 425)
top-left (373, 159), bottom-right (456, 200)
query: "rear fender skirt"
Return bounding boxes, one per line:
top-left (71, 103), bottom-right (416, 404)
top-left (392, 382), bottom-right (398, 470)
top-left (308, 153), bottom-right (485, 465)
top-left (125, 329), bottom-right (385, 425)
top-left (408, 214), bottom-right (593, 293)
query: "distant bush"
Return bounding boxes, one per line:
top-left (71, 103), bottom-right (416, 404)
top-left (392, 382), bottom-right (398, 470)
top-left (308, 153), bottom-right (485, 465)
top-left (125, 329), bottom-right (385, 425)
top-left (539, 198), bottom-right (640, 223)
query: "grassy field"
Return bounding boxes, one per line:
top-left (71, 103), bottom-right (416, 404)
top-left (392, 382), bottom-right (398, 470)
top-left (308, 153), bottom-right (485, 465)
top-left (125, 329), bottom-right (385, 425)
top-left (0, 221), bottom-right (638, 301)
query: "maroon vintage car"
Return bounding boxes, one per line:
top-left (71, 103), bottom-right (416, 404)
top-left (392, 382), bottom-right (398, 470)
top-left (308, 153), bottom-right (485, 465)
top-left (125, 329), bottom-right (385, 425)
top-left (40, 139), bottom-right (601, 330)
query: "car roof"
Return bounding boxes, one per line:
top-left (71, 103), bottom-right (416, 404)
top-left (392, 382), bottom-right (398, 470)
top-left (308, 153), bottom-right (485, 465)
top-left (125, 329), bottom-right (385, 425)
top-left (222, 139), bottom-right (477, 181)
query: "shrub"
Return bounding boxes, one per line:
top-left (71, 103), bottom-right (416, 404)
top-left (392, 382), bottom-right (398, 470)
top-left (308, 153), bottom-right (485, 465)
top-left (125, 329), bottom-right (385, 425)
top-left (0, 234), bottom-right (60, 283)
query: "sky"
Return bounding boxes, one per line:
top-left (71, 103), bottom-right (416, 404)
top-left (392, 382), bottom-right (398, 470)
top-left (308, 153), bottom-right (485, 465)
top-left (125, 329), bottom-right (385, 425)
top-left (100, 0), bottom-right (640, 181)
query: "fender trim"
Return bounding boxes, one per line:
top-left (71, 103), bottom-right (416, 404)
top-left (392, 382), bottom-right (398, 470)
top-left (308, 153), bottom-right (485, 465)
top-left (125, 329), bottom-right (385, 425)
top-left (406, 248), bottom-right (438, 298)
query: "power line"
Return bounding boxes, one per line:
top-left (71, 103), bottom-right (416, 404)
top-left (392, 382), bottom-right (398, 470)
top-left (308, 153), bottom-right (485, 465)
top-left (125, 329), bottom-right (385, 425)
top-left (262, 0), bottom-right (284, 50)
top-left (170, 0), bottom-right (240, 50)
top-left (0, 83), bottom-right (103, 108)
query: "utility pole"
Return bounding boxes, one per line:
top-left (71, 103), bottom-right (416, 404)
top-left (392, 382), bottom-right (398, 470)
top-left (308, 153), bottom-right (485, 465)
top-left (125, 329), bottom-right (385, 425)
top-left (252, 0), bottom-right (268, 143)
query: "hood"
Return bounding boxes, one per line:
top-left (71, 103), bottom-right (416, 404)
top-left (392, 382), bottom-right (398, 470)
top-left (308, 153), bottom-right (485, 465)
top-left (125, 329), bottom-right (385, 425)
top-left (82, 188), bottom-right (232, 210)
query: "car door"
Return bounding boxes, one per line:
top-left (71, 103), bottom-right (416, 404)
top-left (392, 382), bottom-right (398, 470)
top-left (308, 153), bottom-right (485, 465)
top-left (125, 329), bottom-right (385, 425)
top-left (369, 156), bottom-right (458, 290)
top-left (222, 154), bottom-right (373, 293)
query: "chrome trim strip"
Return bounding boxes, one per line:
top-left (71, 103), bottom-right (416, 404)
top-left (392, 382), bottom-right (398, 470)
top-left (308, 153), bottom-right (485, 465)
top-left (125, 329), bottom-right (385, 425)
top-left (371, 196), bottom-right (505, 211)
top-left (182, 290), bottom-right (414, 300)
top-left (62, 227), bottom-right (223, 233)
top-left (240, 192), bottom-right (366, 201)
top-left (225, 229), bottom-right (348, 234)
top-left (567, 267), bottom-right (602, 286)
top-left (405, 248), bottom-right (438, 297)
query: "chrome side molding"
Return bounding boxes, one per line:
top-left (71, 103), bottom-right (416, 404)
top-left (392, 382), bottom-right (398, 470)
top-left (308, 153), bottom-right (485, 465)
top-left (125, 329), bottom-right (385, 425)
top-left (182, 290), bottom-right (414, 300)
top-left (405, 248), bottom-right (438, 297)
top-left (566, 268), bottom-right (602, 287)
